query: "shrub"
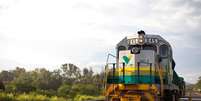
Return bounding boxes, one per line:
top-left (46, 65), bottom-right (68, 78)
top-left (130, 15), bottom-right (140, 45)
top-left (0, 92), bottom-right (67, 101)
top-left (50, 96), bottom-right (67, 101)
top-left (5, 84), bottom-right (16, 93)
top-left (57, 84), bottom-right (71, 97)
top-left (16, 93), bottom-right (32, 101)
top-left (0, 93), bottom-right (15, 101)
top-left (35, 89), bottom-right (57, 97)
top-left (74, 95), bottom-right (104, 101)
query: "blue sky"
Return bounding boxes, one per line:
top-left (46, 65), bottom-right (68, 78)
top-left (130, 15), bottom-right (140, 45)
top-left (0, 0), bottom-right (201, 83)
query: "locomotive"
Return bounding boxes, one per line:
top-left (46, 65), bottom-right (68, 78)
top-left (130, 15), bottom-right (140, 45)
top-left (104, 31), bottom-right (185, 101)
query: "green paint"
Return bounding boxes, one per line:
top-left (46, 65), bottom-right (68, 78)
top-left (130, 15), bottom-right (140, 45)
top-left (123, 56), bottom-right (130, 64)
top-left (107, 75), bottom-right (167, 84)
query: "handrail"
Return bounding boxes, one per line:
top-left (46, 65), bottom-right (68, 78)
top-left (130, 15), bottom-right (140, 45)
top-left (157, 62), bottom-right (164, 97)
top-left (106, 53), bottom-right (116, 65)
top-left (150, 63), bottom-right (152, 83)
top-left (104, 53), bottom-right (116, 95)
top-left (112, 63), bottom-right (115, 83)
top-left (137, 62), bottom-right (140, 83)
top-left (123, 63), bottom-right (125, 83)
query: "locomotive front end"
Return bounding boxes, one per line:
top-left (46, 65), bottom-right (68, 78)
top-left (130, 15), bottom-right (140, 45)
top-left (105, 31), bottom-right (184, 101)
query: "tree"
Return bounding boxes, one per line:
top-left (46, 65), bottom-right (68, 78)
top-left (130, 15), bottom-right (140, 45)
top-left (0, 80), bottom-right (5, 91)
top-left (196, 76), bottom-right (201, 89)
top-left (12, 67), bottom-right (26, 78)
top-left (70, 83), bottom-right (99, 96)
top-left (61, 63), bottom-right (81, 84)
top-left (32, 68), bottom-right (53, 90)
top-left (30, 68), bottom-right (63, 91)
top-left (92, 72), bottom-right (104, 92)
top-left (13, 72), bottom-right (35, 92)
top-left (49, 69), bottom-right (62, 90)
top-left (0, 63), bottom-right (105, 97)
top-left (57, 84), bottom-right (71, 97)
top-left (0, 70), bottom-right (14, 83)
top-left (81, 67), bottom-right (94, 84)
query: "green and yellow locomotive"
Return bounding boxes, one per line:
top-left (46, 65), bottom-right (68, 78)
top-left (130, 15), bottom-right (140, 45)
top-left (104, 31), bottom-right (185, 101)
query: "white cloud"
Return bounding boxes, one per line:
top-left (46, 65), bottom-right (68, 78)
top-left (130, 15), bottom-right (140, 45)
top-left (176, 68), bottom-right (201, 84)
top-left (0, 0), bottom-right (201, 83)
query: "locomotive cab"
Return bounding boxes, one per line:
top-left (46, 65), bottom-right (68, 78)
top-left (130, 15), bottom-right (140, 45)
top-left (117, 45), bottom-right (156, 84)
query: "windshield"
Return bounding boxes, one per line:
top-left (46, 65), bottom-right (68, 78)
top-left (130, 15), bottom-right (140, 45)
top-left (128, 45), bottom-right (157, 52)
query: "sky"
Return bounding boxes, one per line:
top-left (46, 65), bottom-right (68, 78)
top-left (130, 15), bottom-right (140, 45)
top-left (0, 0), bottom-right (201, 83)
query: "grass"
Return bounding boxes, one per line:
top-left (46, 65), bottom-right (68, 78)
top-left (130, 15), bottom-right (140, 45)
top-left (0, 92), bottom-right (104, 101)
top-left (74, 95), bottom-right (104, 101)
top-left (0, 92), bottom-right (67, 101)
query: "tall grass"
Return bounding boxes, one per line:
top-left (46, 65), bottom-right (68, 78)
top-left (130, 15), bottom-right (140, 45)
top-left (0, 92), bottom-right (104, 101)
top-left (74, 95), bottom-right (105, 101)
top-left (0, 92), bottom-right (67, 101)
top-left (0, 93), bottom-right (15, 101)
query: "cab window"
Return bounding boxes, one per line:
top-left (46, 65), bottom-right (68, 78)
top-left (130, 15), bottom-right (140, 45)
top-left (160, 45), bottom-right (168, 58)
top-left (118, 46), bottom-right (126, 51)
top-left (143, 45), bottom-right (157, 52)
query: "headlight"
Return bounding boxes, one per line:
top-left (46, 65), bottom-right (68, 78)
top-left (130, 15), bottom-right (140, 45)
top-left (138, 38), bottom-right (144, 43)
top-left (131, 47), bottom-right (140, 54)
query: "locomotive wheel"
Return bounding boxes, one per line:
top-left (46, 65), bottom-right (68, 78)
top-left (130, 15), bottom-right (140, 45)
top-left (174, 91), bottom-right (179, 101)
top-left (164, 90), bottom-right (179, 101)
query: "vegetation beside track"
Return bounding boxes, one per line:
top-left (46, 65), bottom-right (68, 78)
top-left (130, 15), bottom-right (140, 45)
top-left (0, 63), bottom-right (104, 101)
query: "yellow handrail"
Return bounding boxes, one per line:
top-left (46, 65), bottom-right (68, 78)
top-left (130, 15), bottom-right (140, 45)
top-left (157, 63), bottom-right (164, 97)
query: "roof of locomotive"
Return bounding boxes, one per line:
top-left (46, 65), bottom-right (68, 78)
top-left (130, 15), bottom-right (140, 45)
top-left (116, 33), bottom-right (171, 49)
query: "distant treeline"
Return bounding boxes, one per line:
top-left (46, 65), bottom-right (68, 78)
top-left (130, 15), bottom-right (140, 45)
top-left (195, 77), bottom-right (201, 91)
top-left (185, 77), bottom-right (201, 93)
top-left (0, 63), bottom-right (104, 100)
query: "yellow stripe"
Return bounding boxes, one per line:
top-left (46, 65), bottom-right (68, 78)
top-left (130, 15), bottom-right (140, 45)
top-left (116, 66), bottom-right (152, 71)
top-left (108, 66), bottom-right (167, 76)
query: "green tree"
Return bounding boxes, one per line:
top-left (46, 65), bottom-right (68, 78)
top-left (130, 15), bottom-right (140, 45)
top-left (92, 72), bottom-right (104, 93)
top-left (196, 76), bottom-right (201, 89)
top-left (49, 69), bottom-right (62, 90)
top-left (57, 84), bottom-right (71, 97)
top-left (0, 80), bottom-right (5, 91)
top-left (12, 67), bottom-right (26, 78)
top-left (31, 68), bottom-right (63, 91)
top-left (0, 63), bottom-right (105, 98)
top-left (81, 68), bottom-right (94, 84)
top-left (70, 83), bottom-right (99, 96)
top-left (13, 72), bottom-right (35, 92)
top-left (32, 68), bottom-right (53, 90)
top-left (61, 63), bottom-right (81, 84)
top-left (0, 70), bottom-right (14, 83)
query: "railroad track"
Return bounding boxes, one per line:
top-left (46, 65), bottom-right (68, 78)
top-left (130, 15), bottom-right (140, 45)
top-left (180, 96), bottom-right (201, 101)
top-left (180, 92), bottom-right (201, 101)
